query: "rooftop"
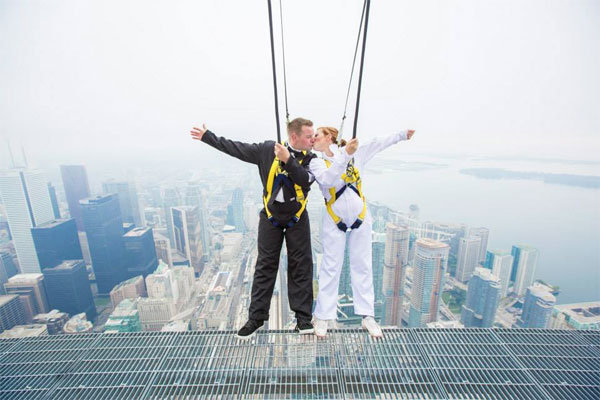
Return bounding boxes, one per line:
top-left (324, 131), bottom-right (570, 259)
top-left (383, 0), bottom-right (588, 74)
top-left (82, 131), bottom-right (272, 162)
top-left (124, 227), bottom-right (150, 237)
top-left (555, 301), bottom-right (600, 323)
top-left (0, 328), bottom-right (598, 399)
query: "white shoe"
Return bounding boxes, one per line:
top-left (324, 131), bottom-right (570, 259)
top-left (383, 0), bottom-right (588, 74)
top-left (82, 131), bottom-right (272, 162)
top-left (313, 318), bottom-right (329, 338)
top-left (361, 316), bottom-right (383, 338)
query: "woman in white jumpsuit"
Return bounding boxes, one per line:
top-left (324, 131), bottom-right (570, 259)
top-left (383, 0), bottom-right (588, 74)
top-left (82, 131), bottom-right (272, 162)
top-left (309, 126), bottom-right (414, 337)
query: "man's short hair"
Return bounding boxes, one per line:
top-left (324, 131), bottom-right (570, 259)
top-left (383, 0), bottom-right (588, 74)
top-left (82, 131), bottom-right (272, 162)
top-left (287, 118), bottom-right (313, 136)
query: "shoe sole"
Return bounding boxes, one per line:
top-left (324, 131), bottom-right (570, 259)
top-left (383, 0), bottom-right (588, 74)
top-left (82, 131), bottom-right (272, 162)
top-left (362, 324), bottom-right (383, 338)
top-left (296, 328), bottom-right (314, 335)
top-left (235, 331), bottom-right (257, 340)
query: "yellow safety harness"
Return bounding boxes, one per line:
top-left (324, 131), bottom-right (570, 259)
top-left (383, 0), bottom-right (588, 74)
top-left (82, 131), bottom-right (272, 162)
top-left (263, 147), bottom-right (309, 229)
top-left (324, 159), bottom-right (367, 232)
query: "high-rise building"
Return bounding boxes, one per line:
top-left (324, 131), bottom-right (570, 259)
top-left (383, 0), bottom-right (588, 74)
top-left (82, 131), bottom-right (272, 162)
top-left (123, 227), bottom-right (158, 280)
top-left (516, 284), bottom-right (556, 328)
top-left (455, 236), bottom-right (482, 282)
top-left (484, 249), bottom-right (513, 298)
top-left (32, 310), bottom-right (69, 335)
top-left (110, 275), bottom-right (147, 308)
top-left (4, 273), bottom-right (49, 321)
top-left (162, 187), bottom-right (181, 248)
top-left (80, 195), bottom-right (126, 294)
top-left (31, 219), bottom-right (82, 269)
top-left (408, 238), bottom-right (449, 328)
top-left (461, 267), bottom-right (501, 328)
top-left (549, 301), bottom-right (600, 330)
top-left (153, 232), bottom-right (173, 268)
top-left (0, 252), bottom-right (19, 295)
top-left (105, 298), bottom-right (141, 333)
top-left (60, 165), bottom-right (91, 232)
top-left (47, 182), bottom-right (61, 219)
top-left (469, 227), bottom-right (489, 263)
top-left (0, 294), bottom-right (27, 333)
top-left (77, 232), bottom-right (92, 265)
top-left (382, 224), bottom-right (409, 327)
top-left (102, 180), bottom-right (144, 227)
top-left (511, 245), bottom-right (539, 296)
top-left (146, 260), bottom-right (179, 302)
top-left (171, 206), bottom-right (203, 275)
top-left (137, 297), bottom-right (176, 331)
top-left (372, 232), bottom-right (386, 321)
top-left (42, 260), bottom-right (97, 320)
top-left (184, 183), bottom-right (210, 260)
top-left (231, 188), bottom-right (246, 233)
top-left (0, 169), bottom-right (55, 273)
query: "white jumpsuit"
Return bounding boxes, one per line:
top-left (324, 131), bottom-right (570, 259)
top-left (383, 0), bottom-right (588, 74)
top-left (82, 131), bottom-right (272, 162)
top-left (310, 130), bottom-right (409, 319)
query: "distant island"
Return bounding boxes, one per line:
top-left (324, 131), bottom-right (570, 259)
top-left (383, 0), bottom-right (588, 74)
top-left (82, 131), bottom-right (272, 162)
top-left (460, 168), bottom-right (600, 189)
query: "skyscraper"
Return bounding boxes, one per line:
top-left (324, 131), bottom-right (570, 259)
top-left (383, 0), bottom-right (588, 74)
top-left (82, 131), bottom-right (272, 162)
top-left (171, 206), bottom-right (203, 275)
top-left (0, 252), bottom-right (19, 295)
top-left (123, 227), bottom-right (158, 279)
top-left (231, 188), bottom-right (246, 232)
top-left (31, 219), bottom-right (82, 270)
top-left (0, 294), bottom-right (27, 333)
top-left (60, 165), bottom-right (91, 232)
top-left (0, 169), bottom-right (55, 273)
top-left (469, 227), bottom-right (489, 263)
top-left (516, 284), bottom-right (556, 328)
top-left (372, 232), bottom-right (386, 321)
top-left (455, 236), bottom-right (482, 282)
top-left (154, 232), bottom-right (173, 268)
top-left (4, 273), bottom-right (49, 321)
top-left (461, 267), bottom-right (501, 328)
top-left (80, 195), bottom-right (126, 294)
top-left (511, 244), bottom-right (539, 296)
top-left (184, 183), bottom-right (210, 260)
top-left (382, 224), bottom-right (409, 327)
top-left (162, 187), bottom-right (181, 248)
top-left (42, 260), bottom-right (97, 320)
top-left (47, 182), bottom-right (61, 219)
top-left (408, 238), bottom-right (449, 328)
top-left (484, 249), bottom-right (513, 298)
top-left (102, 180), bottom-right (144, 227)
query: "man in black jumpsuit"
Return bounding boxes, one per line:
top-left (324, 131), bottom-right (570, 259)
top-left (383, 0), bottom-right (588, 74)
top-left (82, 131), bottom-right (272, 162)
top-left (191, 118), bottom-right (316, 339)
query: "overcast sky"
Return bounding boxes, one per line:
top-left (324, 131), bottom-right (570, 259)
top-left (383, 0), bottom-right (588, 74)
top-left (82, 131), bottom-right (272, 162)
top-left (1, 0), bottom-right (599, 168)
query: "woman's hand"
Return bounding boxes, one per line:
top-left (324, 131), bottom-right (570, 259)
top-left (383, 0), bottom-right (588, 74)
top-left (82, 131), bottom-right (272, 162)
top-left (407, 129), bottom-right (415, 140)
top-left (345, 138), bottom-right (359, 155)
top-left (191, 124), bottom-right (208, 141)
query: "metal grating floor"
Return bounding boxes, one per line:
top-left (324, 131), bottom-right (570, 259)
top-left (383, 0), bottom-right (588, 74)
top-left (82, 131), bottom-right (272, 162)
top-left (0, 328), bottom-right (598, 399)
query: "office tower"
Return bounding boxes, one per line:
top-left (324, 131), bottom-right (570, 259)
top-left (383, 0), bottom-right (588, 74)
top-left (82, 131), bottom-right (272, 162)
top-left (455, 236), bottom-right (482, 282)
top-left (516, 284), bottom-right (556, 328)
top-left (146, 260), bottom-right (179, 302)
top-left (172, 265), bottom-right (195, 310)
top-left (382, 224), bottom-right (409, 326)
top-left (4, 273), bottom-right (49, 321)
top-left (154, 232), bottom-right (173, 268)
top-left (0, 252), bottom-right (19, 295)
top-left (102, 180), bottom-right (144, 227)
top-left (32, 310), bottom-right (69, 334)
top-left (105, 298), bottom-right (141, 333)
top-left (231, 188), bottom-right (246, 232)
top-left (123, 222), bottom-right (135, 234)
top-left (137, 297), bottom-right (177, 331)
top-left (77, 232), bottom-right (92, 265)
top-left (42, 260), bottom-right (97, 320)
top-left (0, 169), bottom-right (55, 273)
top-left (469, 227), bottom-right (489, 263)
top-left (31, 218), bottom-right (82, 269)
top-left (123, 227), bottom-right (158, 279)
top-left (110, 275), bottom-right (147, 308)
top-left (171, 206), bottom-right (203, 275)
top-left (461, 267), bottom-right (501, 328)
top-left (184, 183), bottom-right (210, 260)
top-left (484, 249), bottom-right (513, 298)
top-left (162, 187), bottom-right (181, 246)
top-left (372, 232), bottom-right (386, 321)
top-left (511, 245), bottom-right (539, 296)
top-left (549, 301), bottom-right (600, 330)
top-left (80, 194), bottom-right (126, 294)
top-left (60, 165), bottom-right (91, 231)
top-left (47, 183), bottom-right (61, 219)
top-left (408, 238), bottom-right (449, 328)
top-left (0, 294), bottom-right (27, 333)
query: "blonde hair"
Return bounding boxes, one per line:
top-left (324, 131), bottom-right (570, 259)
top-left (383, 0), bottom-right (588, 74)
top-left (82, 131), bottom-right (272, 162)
top-left (318, 126), bottom-right (347, 146)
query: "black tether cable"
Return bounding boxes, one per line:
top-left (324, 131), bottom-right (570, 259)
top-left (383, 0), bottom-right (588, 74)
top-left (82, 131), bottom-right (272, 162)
top-left (267, 0), bottom-right (282, 143)
top-left (279, 0), bottom-right (290, 124)
top-left (352, 0), bottom-right (371, 139)
top-left (339, 0), bottom-right (367, 139)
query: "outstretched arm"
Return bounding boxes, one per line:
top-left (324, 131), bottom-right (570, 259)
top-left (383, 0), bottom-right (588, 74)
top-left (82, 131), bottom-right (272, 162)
top-left (356, 129), bottom-right (415, 166)
top-left (191, 124), bottom-right (262, 165)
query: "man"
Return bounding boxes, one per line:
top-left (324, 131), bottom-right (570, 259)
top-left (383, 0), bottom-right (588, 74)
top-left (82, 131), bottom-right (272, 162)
top-left (190, 118), bottom-right (316, 339)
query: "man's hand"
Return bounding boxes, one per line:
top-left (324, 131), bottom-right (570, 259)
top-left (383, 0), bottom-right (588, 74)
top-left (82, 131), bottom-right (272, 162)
top-left (345, 138), bottom-right (359, 155)
top-left (274, 143), bottom-right (290, 163)
top-left (190, 124), bottom-right (208, 141)
top-left (407, 129), bottom-right (416, 140)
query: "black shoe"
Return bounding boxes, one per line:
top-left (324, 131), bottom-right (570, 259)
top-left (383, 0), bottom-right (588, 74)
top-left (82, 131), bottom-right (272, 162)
top-left (294, 320), bottom-right (314, 335)
top-left (236, 319), bottom-right (263, 340)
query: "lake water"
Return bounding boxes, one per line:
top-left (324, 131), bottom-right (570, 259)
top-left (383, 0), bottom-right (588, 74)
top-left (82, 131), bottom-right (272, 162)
top-left (362, 154), bottom-right (600, 304)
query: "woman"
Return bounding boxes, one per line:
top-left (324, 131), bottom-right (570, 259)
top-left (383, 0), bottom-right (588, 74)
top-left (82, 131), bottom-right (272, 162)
top-left (309, 126), bottom-right (415, 337)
